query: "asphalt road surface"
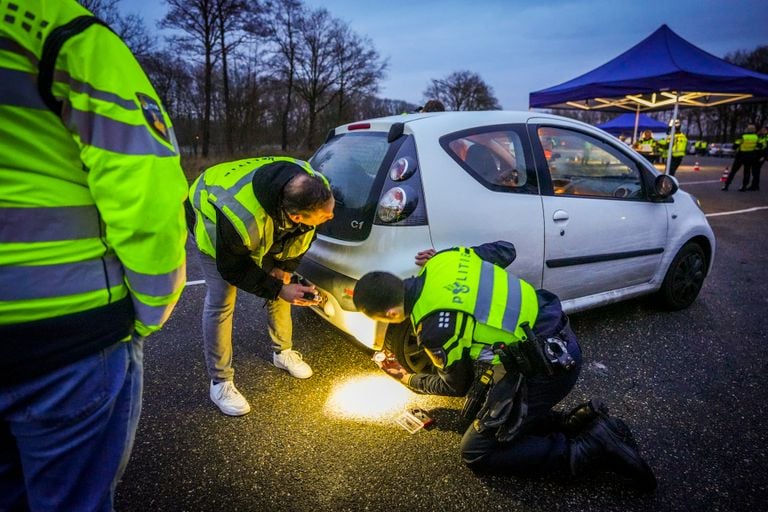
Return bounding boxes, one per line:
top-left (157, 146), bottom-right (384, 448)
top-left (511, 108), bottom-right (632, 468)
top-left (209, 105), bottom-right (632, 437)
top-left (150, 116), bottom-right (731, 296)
top-left (115, 156), bottom-right (767, 512)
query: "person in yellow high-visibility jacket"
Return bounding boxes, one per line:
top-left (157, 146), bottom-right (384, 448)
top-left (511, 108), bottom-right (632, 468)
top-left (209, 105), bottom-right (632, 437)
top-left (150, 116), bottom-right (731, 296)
top-left (0, 1), bottom-right (188, 510)
top-left (189, 157), bottom-right (334, 416)
top-left (722, 124), bottom-right (761, 191)
top-left (662, 120), bottom-right (687, 176)
top-left (353, 241), bottom-right (656, 492)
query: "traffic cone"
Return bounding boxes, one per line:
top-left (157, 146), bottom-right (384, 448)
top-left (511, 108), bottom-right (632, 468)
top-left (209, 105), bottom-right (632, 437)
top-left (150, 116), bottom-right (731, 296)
top-left (720, 167), bottom-right (729, 182)
top-left (693, 161), bottom-right (700, 172)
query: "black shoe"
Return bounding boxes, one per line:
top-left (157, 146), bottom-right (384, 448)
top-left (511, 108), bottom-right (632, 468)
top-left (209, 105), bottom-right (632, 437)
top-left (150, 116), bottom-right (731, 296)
top-left (569, 416), bottom-right (657, 492)
top-left (738, 187), bottom-right (747, 191)
top-left (721, 186), bottom-right (728, 191)
top-left (747, 187), bottom-right (759, 191)
top-left (559, 399), bottom-right (609, 436)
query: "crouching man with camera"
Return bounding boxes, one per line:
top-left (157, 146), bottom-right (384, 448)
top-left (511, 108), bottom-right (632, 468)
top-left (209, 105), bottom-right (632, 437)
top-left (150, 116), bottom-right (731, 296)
top-left (353, 241), bottom-right (656, 491)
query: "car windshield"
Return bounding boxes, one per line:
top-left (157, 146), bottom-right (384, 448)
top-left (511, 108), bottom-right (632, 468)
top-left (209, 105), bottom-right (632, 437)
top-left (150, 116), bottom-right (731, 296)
top-left (310, 132), bottom-right (390, 241)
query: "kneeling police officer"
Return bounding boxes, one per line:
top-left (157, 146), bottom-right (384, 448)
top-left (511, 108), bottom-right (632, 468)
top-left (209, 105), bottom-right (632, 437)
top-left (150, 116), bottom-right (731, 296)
top-left (353, 241), bottom-right (656, 491)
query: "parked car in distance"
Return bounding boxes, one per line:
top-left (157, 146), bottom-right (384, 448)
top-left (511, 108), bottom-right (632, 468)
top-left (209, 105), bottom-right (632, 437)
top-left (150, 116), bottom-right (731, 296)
top-left (719, 143), bottom-right (736, 158)
top-left (299, 111), bottom-right (716, 372)
top-left (708, 143), bottom-right (736, 158)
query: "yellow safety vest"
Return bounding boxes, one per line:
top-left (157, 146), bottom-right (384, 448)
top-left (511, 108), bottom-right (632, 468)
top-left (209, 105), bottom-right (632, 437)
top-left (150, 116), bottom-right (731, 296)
top-left (0, 0), bottom-right (188, 378)
top-left (410, 247), bottom-right (539, 367)
top-left (672, 133), bottom-right (688, 157)
top-left (189, 157), bottom-right (323, 266)
top-left (735, 133), bottom-right (758, 153)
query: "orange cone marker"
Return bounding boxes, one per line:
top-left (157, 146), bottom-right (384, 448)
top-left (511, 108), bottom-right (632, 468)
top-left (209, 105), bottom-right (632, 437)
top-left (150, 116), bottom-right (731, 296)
top-left (720, 167), bottom-right (729, 182)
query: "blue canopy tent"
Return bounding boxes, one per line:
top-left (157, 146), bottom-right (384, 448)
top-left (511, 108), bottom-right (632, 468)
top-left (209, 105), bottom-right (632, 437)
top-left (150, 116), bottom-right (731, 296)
top-left (529, 24), bottom-right (768, 172)
top-left (595, 113), bottom-right (667, 136)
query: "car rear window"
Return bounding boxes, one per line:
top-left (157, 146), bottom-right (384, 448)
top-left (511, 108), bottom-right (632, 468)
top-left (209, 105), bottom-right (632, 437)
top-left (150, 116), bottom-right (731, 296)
top-left (310, 132), bottom-right (391, 241)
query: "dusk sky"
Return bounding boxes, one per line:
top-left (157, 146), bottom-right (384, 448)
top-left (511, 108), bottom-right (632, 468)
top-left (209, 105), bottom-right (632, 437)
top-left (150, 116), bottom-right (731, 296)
top-left (125, 0), bottom-right (767, 110)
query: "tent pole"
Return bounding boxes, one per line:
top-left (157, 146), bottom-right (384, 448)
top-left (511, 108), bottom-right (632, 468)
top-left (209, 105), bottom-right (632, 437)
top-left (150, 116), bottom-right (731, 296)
top-left (664, 94), bottom-right (679, 175)
top-left (633, 105), bottom-right (640, 144)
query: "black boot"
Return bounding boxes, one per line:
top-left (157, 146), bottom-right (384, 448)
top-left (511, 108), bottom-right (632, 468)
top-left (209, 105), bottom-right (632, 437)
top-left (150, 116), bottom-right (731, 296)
top-left (557, 399), bottom-right (609, 436)
top-left (569, 416), bottom-right (657, 492)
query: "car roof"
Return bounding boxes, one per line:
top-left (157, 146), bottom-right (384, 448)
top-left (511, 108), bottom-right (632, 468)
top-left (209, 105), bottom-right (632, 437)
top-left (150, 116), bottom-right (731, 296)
top-left (334, 110), bottom-right (591, 138)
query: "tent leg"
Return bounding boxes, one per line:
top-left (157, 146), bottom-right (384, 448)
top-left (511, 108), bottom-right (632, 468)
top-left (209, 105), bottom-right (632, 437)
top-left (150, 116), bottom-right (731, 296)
top-left (632, 106), bottom-right (640, 144)
top-left (664, 95), bottom-right (679, 175)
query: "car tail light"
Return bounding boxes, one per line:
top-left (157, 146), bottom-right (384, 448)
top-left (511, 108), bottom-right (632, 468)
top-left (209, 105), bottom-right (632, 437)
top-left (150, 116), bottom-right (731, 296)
top-left (373, 135), bottom-right (427, 226)
top-left (376, 186), bottom-right (418, 223)
top-left (389, 157), bottom-right (416, 181)
top-left (347, 123), bottom-right (371, 131)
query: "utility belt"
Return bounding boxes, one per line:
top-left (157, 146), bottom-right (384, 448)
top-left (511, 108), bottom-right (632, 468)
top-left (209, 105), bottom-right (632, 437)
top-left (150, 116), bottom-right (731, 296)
top-left (461, 321), bottom-right (575, 420)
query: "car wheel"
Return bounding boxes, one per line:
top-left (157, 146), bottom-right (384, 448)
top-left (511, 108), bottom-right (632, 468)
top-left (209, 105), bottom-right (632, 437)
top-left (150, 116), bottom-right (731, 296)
top-left (384, 320), bottom-right (434, 374)
top-left (658, 242), bottom-right (707, 310)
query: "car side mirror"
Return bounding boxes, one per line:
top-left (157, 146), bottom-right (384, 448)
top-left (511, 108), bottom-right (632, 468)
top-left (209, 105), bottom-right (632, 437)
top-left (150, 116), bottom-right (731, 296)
top-left (653, 174), bottom-right (678, 199)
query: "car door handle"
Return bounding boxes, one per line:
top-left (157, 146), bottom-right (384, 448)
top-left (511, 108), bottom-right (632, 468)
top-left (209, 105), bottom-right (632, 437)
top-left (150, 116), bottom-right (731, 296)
top-left (552, 210), bottom-right (569, 222)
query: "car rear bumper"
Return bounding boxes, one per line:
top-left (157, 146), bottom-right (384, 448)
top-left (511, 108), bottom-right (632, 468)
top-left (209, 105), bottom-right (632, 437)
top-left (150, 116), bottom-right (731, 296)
top-left (297, 257), bottom-right (386, 350)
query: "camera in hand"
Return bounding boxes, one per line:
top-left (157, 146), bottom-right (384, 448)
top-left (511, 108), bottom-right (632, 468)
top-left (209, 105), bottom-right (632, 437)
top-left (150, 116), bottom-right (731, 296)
top-left (291, 273), bottom-right (319, 301)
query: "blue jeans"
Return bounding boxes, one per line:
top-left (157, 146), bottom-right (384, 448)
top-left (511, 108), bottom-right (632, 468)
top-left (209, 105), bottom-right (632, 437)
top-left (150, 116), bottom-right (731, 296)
top-left (460, 333), bottom-right (582, 475)
top-left (0, 338), bottom-right (144, 512)
top-left (198, 254), bottom-right (293, 382)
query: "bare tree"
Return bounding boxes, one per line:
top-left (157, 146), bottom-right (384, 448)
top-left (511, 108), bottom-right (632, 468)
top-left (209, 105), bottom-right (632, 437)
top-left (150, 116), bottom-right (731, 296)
top-left (424, 70), bottom-right (501, 111)
top-left (333, 25), bottom-right (387, 124)
top-left (78, 0), bottom-right (155, 57)
top-left (262, 0), bottom-right (305, 151)
top-left (215, 0), bottom-right (254, 154)
top-left (294, 8), bottom-right (343, 149)
top-left (161, 0), bottom-right (220, 157)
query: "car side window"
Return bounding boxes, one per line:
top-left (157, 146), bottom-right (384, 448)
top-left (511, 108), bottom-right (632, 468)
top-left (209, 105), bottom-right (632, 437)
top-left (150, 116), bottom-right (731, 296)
top-left (442, 127), bottom-right (537, 193)
top-left (537, 126), bottom-right (644, 199)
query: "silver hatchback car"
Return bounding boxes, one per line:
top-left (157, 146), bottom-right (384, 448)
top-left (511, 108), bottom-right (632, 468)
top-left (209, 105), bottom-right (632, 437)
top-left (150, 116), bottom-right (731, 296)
top-left (299, 111), bottom-right (715, 371)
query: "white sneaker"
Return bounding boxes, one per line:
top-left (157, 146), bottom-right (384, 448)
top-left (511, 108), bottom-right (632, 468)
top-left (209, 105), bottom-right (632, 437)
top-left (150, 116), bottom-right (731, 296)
top-left (209, 380), bottom-right (251, 416)
top-left (273, 349), bottom-right (313, 379)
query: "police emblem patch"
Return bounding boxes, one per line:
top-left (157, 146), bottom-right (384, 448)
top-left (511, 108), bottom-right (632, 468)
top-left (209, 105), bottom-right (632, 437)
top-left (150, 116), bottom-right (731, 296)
top-left (136, 93), bottom-right (170, 143)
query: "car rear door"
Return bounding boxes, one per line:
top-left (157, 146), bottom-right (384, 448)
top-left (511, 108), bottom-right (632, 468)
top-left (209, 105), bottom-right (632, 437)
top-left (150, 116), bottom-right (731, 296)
top-left (529, 120), bottom-right (669, 301)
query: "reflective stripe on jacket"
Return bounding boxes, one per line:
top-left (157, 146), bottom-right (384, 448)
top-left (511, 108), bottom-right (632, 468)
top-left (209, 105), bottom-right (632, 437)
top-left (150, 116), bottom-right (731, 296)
top-left (410, 247), bottom-right (539, 367)
top-left (189, 157), bottom-right (319, 265)
top-left (0, 0), bottom-right (188, 381)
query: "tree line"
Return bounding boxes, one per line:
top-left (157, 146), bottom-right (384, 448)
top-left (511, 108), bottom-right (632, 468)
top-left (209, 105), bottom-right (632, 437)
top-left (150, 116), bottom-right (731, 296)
top-left (79, 0), bottom-right (502, 161)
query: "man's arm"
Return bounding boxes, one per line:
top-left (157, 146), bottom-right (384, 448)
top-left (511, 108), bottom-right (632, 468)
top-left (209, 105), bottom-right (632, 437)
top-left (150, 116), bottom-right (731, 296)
top-left (471, 241), bottom-right (517, 268)
top-left (407, 311), bottom-right (475, 396)
top-left (66, 22), bottom-right (187, 337)
top-left (415, 241), bottom-right (516, 268)
top-left (214, 209), bottom-right (283, 300)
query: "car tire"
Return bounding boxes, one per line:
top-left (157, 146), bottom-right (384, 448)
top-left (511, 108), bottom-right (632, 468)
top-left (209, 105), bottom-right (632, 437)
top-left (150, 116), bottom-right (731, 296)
top-left (384, 320), bottom-right (434, 374)
top-left (657, 242), bottom-right (707, 310)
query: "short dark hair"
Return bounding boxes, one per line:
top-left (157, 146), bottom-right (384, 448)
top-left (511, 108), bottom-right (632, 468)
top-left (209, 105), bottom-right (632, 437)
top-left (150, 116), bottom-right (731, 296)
top-left (353, 271), bottom-right (404, 316)
top-left (283, 173), bottom-right (332, 215)
top-left (422, 99), bottom-right (445, 112)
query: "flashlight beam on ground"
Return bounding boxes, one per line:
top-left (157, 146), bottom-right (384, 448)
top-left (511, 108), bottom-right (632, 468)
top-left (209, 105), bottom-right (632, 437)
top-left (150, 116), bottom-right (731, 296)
top-left (324, 374), bottom-right (416, 422)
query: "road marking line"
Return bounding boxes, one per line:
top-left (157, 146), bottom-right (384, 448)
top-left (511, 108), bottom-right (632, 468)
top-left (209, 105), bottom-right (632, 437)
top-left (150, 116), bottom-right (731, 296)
top-left (706, 206), bottom-right (768, 217)
top-left (187, 279), bottom-right (206, 286)
top-left (680, 179), bottom-right (721, 185)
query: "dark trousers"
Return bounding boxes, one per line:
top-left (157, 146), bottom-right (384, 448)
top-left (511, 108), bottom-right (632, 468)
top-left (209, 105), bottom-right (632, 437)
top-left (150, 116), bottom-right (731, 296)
top-left (669, 156), bottom-right (683, 176)
top-left (460, 334), bottom-right (582, 475)
top-left (725, 153), bottom-right (758, 189)
top-left (750, 158), bottom-right (763, 190)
